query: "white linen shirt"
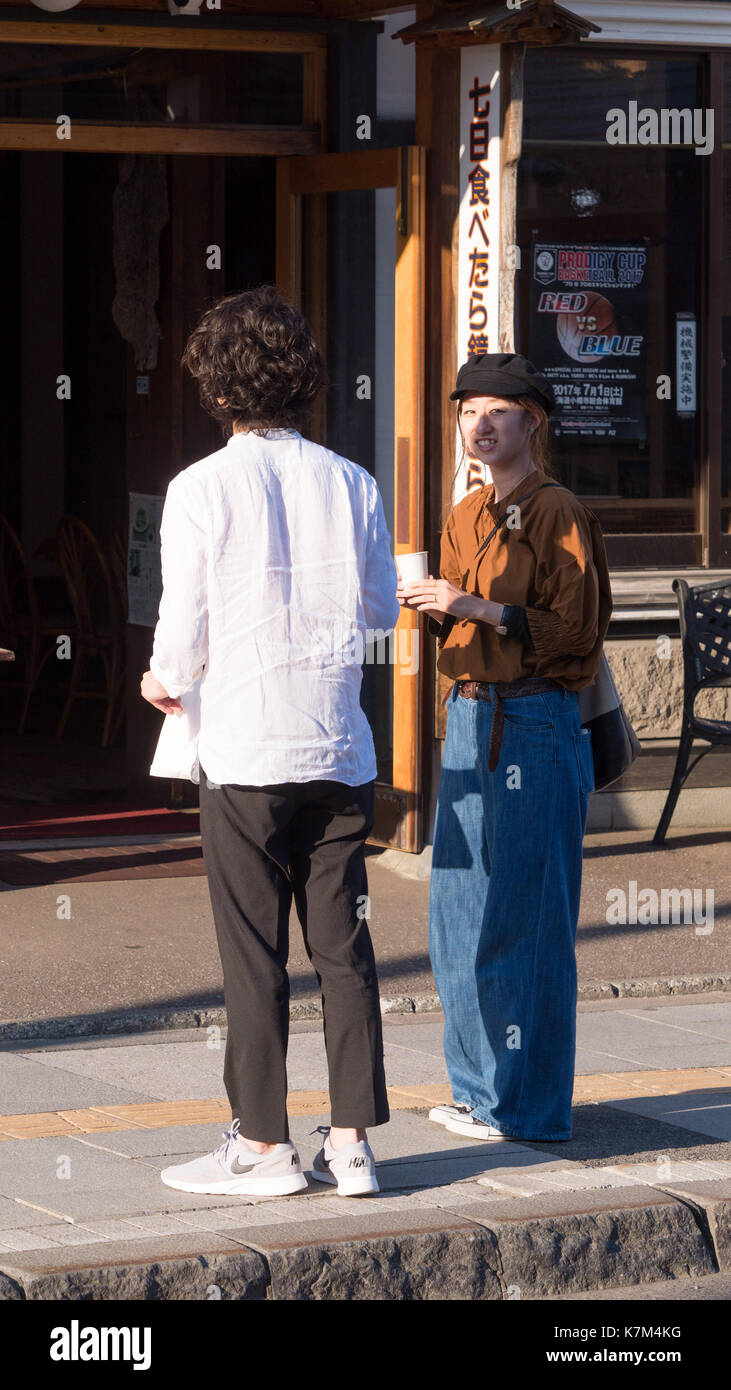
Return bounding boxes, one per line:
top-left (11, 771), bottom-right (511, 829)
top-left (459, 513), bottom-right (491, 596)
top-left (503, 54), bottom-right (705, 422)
top-left (149, 428), bottom-right (400, 787)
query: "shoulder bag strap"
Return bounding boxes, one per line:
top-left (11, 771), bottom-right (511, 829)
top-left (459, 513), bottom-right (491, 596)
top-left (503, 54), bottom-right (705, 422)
top-left (473, 481), bottom-right (566, 563)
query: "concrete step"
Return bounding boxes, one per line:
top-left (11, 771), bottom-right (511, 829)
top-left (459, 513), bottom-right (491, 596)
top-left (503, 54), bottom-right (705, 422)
top-left (587, 785), bottom-right (731, 832)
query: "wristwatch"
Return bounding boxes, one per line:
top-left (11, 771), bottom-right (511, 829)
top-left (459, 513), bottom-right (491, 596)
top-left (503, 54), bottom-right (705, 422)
top-left (495, 604), bottom-right (511, 637)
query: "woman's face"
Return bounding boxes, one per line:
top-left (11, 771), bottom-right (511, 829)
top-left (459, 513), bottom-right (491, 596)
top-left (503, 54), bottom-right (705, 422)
top-left (458, 394), bottom-right (533, 468)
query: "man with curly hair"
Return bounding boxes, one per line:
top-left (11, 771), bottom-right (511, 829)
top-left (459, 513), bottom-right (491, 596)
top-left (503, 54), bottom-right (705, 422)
top-left (140, 286), bottom-right (399, 1198)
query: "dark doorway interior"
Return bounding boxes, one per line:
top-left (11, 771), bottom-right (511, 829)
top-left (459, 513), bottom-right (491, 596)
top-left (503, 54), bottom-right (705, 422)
top-left (0, 149), bottom-right (276, 808)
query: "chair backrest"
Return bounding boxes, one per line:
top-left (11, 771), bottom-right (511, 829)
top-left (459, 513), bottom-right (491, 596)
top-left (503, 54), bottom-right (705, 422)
top-left (109, 530), bottom-right (129, 623)
top-left (0, 513), bottom-right (39, 639)
top-left (56, 516), bottom-right (121, 639)
top-left (674, 577), bottom-right (731, 691)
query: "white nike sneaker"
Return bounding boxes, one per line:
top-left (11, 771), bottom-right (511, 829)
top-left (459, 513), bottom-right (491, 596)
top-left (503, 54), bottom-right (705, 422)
top-left (310, 1126), bottom-right (379, 1196)
top-left (446, 1113), bottom-right (516, 1141)
top-left (428, 1102), bottom-right (473, 1128)
top-left (160, 1118), bottom-right (308, 1197)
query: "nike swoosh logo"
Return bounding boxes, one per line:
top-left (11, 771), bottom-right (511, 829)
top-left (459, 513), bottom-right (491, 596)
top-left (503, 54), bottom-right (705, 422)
top-left (230, 1159), bottom-right (258, 1174)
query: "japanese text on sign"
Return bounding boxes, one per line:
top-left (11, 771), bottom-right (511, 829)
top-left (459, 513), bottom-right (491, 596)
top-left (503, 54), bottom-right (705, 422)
top-left (456, 45), bottom-right (501, 501)
top-left (676, 315), bottom-right (697, 416)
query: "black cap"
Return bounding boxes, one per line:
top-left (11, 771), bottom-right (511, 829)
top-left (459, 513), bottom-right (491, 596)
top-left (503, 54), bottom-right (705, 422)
top-left (450, 352), bottom-right (555, 416)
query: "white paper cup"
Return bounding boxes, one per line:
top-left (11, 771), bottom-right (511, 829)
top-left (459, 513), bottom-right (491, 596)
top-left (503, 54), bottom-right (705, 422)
top-left (397, 551), bottom-right (429, 586)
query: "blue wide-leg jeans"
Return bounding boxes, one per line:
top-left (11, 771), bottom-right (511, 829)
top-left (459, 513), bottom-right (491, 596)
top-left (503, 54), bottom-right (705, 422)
top-left (429, 680), bottom-right (594, 1140)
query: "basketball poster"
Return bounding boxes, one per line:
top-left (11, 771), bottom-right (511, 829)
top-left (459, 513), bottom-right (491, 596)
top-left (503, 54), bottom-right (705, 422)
top-left (529, 241), bottom-right (649, 442)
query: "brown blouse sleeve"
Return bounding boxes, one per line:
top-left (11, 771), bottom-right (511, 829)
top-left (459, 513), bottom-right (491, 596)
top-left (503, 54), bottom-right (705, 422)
top-left (523, 499), bottom-right (602, 669)
top-left (427, 511), bottom-right (461, 646)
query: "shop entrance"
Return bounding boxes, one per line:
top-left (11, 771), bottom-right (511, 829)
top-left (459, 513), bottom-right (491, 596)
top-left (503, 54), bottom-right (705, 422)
top-left (0, 21), bottom-right (322, 824)
top-left (0, 146), bottom-right (277, 810)
top-left (0, 27), bottom-right (426, 854)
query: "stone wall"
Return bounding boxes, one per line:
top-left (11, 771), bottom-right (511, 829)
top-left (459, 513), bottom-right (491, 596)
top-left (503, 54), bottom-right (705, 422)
top-left (605, 638), bottom-right (731, 739)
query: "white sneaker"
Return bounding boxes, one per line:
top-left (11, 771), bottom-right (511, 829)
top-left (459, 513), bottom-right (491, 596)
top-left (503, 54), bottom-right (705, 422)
top-left (428, 1102), bottom-right (473, 1128)
top-left (160, 1118), bottom-right (308, 1197)
top-left (310, 1127), bottom-right (379, 1196)
top-left (446, 1113), bottom-right (516, 1141)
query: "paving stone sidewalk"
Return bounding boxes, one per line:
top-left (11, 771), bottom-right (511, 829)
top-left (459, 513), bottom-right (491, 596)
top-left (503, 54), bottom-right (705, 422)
top-left (0, 995), bottom-right (729, 1300)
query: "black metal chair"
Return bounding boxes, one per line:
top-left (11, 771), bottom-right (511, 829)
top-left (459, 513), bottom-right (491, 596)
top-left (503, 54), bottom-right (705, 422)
top-left (653, 576), bottom-right (731, 845)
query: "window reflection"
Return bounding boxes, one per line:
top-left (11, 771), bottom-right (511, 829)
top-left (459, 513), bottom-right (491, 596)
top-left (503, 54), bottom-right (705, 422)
top-left (519, 49), bottom-right (702, 543)
top-left (0, 45), bottom-right (304, 125)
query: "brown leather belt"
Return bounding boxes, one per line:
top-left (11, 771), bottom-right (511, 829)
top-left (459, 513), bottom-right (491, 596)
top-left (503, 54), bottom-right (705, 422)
top-left (457, 676), bottom-right (563, 773)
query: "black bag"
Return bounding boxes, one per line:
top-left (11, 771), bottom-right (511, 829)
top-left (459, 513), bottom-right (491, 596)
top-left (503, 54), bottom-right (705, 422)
top-left (576, 652), bottom-right (642, 790)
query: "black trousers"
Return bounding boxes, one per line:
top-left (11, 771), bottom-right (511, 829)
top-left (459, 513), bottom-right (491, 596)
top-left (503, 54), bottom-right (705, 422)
top-left (198, 770), bottom-right (390, 1142)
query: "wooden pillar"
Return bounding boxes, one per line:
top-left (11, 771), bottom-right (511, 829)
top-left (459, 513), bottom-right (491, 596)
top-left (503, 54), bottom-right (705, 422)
top-left (498, 42), bottom-right (525, 355)
top-left (701, 53), bottom-right (724, 568)
top-left (415, 32), bottom-right (461, 834)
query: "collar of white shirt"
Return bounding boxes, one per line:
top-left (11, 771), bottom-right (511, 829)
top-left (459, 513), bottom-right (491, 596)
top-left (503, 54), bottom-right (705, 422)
top-left (226, 428), bottom-right (301, 445)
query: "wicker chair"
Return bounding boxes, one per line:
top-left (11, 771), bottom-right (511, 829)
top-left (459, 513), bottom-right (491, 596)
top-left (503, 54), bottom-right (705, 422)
top-left (653, 577), bottom-right (731, 844)
top-left (55, 516), bottom-right (126, 746)
top-left (0, 513), bottom-right (61, 734)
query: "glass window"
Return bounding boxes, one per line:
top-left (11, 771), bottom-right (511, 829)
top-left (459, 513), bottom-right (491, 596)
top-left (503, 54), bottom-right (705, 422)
top-left (0, 45), bottom-right (303, 125)
top-left (723, 59), bottom-right (731, 538)
top-left (519, 49), bottom-right (703, 548)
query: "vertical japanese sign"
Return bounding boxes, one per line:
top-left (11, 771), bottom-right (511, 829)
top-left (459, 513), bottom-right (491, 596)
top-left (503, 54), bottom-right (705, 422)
top-left (676, 314), bottom-right (697, 417)
top-left (455, 46), bottom-right (501, 503)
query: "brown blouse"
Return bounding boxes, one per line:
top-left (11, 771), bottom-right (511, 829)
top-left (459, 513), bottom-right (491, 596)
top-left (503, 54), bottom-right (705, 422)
top-left (433, 468), bottom-right (613, 690)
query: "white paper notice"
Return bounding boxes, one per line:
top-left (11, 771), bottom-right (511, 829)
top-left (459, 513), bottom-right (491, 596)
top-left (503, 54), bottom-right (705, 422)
top-left (127, 493), bottom-right (164, 628)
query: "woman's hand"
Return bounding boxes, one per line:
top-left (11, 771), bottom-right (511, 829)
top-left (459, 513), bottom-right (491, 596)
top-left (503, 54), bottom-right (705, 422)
top-left (140, 670), bottom-right (184, 716)
top-left (399, 576), bottom-right (481, 623)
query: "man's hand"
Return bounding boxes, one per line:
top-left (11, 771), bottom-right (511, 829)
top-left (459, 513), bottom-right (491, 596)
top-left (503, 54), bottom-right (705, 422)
top-left (140, 670), bottom-right (184, 716)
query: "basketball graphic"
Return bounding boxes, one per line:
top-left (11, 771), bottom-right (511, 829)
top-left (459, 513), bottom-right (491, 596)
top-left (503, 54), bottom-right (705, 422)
top-left (556, 292), bottom-right (619, 363)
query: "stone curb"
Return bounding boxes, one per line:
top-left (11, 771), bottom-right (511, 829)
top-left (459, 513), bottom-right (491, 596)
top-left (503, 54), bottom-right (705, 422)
top-left (0, 974), bottom-right (728, 1041)
top-left (0, 1189), bottom-right (723, 1301)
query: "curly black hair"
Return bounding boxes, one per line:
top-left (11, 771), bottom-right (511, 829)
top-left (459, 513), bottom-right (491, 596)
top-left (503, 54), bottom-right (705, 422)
top-left (181, 285), bottom-right (327, 436)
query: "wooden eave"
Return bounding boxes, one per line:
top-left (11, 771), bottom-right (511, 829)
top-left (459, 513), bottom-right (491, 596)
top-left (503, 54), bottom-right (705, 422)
top-left (0, 0), bottom-right (414, 18)
top-left (393, 0), bottom-right (601, 47)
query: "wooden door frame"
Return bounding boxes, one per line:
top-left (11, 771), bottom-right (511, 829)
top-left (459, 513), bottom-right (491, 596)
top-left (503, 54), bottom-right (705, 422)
top-left (0, 21), bottom-right (327, 158)
top-left (276, 146), bottom-right (427, 852)
top-left (0, 20), bottom-right (328, 53)
top-left (0, 123), bottom-right (321, 156)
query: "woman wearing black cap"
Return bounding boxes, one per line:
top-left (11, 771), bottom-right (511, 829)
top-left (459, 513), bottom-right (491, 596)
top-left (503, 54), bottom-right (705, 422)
top-left (398, 353), bottom-right (612, 1142)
